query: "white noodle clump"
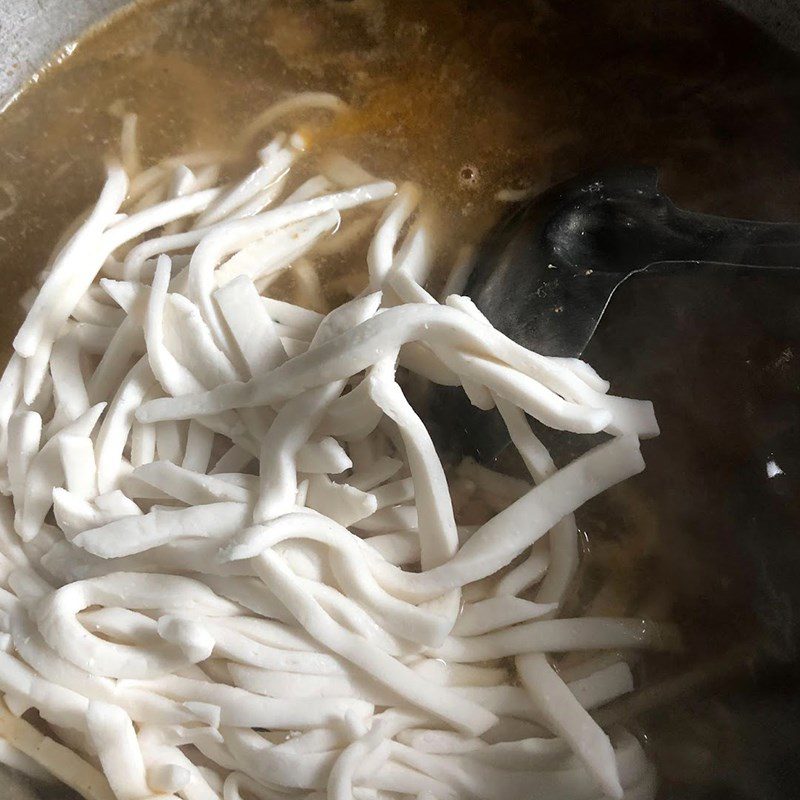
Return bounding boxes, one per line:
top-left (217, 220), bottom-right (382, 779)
top-left (0, 92), bottom-right (671, 800)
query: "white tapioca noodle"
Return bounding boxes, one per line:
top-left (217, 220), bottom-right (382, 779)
top-left (0, 93), bottom-right (672, 800)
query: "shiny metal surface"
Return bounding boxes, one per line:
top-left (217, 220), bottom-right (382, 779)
top-left (0, 0), bottom-right (133, 108)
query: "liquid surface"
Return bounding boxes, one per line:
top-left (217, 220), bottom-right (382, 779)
top-left (1, 1), bottom-right (800, 798)
top-left (2, 0), bottom-right (800, 336)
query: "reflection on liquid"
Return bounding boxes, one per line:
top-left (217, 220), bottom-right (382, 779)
top-left (586, 268), bottom-right (800, 798)
top-left (766, 458), bottom-right (785, 479)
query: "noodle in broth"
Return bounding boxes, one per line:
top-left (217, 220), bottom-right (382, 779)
top-left (0, 90), bottom-right (675, 799)
top-left (1, 1), bottom-right (800, 798)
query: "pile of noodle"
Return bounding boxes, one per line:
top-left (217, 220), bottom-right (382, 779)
top-left (0, 93), bottom-right (673, 800)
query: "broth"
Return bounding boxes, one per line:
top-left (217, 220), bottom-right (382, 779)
top-left (1, 1), bottom-right (800, 797)
top-left (2, 0), bottom-right (799, 340)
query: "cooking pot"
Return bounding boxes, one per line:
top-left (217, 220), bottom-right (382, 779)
top-left (0, 2), bottom-right (799, 800)
top-left (0, 0), bottom-right (799, 106)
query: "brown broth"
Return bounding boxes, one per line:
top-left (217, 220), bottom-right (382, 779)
top-left (2, 0), bottom-right (799, 336)
top-left (1, 1), bottom-right (800, 796)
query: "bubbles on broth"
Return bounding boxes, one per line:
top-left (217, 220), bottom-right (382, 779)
top-left (458, 164), bottom-right (480, 189)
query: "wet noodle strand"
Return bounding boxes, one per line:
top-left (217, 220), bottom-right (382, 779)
top-left (0, 94), bottom-right (669, 800)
